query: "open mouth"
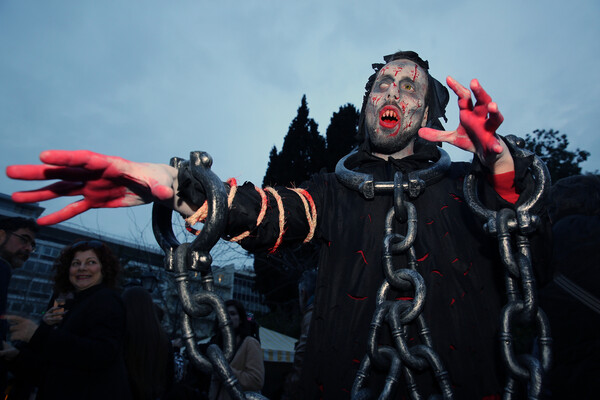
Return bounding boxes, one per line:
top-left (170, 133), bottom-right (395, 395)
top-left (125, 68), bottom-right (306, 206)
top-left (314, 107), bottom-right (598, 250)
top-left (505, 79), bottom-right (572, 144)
top-left (379, 106), bottom-right (400, 129)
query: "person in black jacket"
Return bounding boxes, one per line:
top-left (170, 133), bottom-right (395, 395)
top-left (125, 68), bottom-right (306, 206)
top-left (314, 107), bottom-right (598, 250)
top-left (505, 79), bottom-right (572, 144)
top-left (1, 240), bottom-right (132, 400)
top-left (6, 50), bottom-right (550, 398)
top-left (122, 286), bottom-right (174, 400)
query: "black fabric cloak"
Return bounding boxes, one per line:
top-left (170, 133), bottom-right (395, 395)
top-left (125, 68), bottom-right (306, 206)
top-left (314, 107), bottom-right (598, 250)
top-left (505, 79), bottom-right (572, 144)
top-left (178, 140), bottom-right (551, 399)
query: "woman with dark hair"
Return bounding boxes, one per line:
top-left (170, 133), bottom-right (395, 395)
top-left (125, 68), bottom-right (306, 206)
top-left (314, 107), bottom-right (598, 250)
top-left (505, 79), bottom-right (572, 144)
top-left (208, 299), bottom-right (264, 400)
top-left (122, 286), bottom-right (174, 400)
top-left (1, 240), bottom-right (132, 399)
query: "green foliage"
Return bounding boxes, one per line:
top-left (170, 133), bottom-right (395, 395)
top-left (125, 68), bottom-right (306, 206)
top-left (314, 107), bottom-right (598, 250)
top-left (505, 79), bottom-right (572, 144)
top-left (256, 98), bottom-right (361, 314)
top-left (524, 129), bottom-right (590, 182)
top-left (325, 103), bottom-right (361, 172)
top-left (263, 95), bottom-right (326, 187)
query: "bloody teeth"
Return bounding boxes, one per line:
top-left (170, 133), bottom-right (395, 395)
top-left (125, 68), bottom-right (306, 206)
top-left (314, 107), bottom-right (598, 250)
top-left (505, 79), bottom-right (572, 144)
top-left (381, 110), bottom-right (398, 122)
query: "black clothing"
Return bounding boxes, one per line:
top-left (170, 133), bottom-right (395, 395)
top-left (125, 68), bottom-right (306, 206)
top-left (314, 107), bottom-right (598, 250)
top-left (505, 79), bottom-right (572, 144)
top-left (12, 284), bottom-right (132, 400)
top-left (0, 257), bottom-right (11, 343)
top-left (539, 214), bottom-right (600, 398)
top-left (178, 141), bottom-right (550, 399)
top-left (0, 257), bottom-right (12, 396)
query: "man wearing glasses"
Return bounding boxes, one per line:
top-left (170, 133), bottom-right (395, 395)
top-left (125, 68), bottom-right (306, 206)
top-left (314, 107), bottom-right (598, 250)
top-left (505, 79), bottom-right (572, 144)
top-left (0, 217), bottom-right (38, 394)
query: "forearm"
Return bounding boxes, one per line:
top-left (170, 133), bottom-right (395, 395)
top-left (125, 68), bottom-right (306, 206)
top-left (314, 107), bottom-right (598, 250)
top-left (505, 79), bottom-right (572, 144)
top-left (176, 168), bottom-right (314, 252)
top-left (487, 136), bottom-right (514, 175)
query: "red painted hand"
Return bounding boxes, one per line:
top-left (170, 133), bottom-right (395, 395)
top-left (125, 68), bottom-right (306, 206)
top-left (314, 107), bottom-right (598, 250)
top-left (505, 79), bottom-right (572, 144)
top-left (419, 76), bottom-right (511, 171)
top-left (6, 150), bottom-right (176, 225)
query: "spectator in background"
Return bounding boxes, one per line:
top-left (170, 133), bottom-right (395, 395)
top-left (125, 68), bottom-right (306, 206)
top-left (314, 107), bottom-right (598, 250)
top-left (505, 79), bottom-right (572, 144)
top-left (283, 269), bottom-right (317, 400)
top-left (1, 239), bottom-right (132, 400)
top-left (122, 286), bottom-right (174, 400)
top-left (539, 174), bottom-right (600, 398)
top-left (0, 217), bottom-right (38, 397)
top-left (208, 299), bottom-right (264, 400)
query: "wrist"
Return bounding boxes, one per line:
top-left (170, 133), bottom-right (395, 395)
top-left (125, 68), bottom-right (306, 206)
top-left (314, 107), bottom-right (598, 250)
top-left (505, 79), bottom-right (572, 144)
top-left (487, 170), bottom-right (519, 204)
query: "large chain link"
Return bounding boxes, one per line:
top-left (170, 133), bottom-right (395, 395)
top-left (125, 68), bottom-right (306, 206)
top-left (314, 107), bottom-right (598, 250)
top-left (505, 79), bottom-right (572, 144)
top-left (463, 136), bottom-right (552, 399)
top-left (155, 138), bottom-right (551, 399)
top-left (338, 149), bottom-right (453, 399)
top-left (337, 138), bottom-right (552, 399)
top-left (152, 151), bottom-right (267, 400)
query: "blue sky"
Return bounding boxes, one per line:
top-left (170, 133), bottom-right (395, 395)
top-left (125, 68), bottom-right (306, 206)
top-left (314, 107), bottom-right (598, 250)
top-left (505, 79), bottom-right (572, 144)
top-left (1, 0), bottom-right (599, 256)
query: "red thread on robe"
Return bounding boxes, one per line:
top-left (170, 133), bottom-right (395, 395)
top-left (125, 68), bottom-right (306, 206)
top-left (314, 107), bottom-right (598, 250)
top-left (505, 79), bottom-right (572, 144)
top-left (356, 250), bottom-right (368, 265)
top-left (417, 253), bottom-right (429, 262)
top-left (449, 193), bottom-right (463, 202)
top-left (440, 205), bottom-right (448, 210)
top-left (463, 263), bottom-right (472, 276)
top-left (450, 298), bottom-right (456, 306)
top-left (347, 294), bottom-right (368, 301)
top-left (432, 270), bottom-right (443, 276)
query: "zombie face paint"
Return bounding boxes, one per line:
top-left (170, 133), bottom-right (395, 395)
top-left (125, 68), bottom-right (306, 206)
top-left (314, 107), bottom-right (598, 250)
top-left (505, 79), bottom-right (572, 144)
top-left (365, 59), bottom-right (429, 155)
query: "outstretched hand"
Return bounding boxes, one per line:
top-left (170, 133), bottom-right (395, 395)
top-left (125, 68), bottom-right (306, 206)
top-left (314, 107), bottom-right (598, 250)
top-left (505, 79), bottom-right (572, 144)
top-left (6, 150), bottom-right (177, 225)
top-left (419, 76), bottom-right (513, 173)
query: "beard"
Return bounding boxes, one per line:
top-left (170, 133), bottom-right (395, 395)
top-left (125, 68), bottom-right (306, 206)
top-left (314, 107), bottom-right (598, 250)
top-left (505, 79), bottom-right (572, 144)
top-left (367, 125), bottom-right (419, 155)
top-left (0, 247), bottom-right (29, 269)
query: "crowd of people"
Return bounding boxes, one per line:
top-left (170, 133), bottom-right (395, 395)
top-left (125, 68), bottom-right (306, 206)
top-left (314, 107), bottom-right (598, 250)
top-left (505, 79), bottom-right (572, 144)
top-left (0, 220), bottom-right (266, 400)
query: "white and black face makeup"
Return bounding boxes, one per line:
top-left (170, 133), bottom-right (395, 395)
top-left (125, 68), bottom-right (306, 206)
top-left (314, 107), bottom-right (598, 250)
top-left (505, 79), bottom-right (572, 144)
top-left (365, 59), bottom-right (429, 155)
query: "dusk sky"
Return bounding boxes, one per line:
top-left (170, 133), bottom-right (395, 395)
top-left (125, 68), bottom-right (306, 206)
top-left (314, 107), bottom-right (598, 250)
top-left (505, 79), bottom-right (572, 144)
top-left (2, 1), bottom-right (599, 262)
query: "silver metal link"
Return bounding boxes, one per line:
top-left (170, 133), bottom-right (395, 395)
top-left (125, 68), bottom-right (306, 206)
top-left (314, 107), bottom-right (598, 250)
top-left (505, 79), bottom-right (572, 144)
top-left (464, 139), bottom-right (552, 399)
top-left (337, 140), bottom-right (551, 399)
top-left (338, 150), bottom-right (453, 399)
top-left (152, 139), bottom-right (550, 399)
top-left (152, 151), bottom-right (267, 400)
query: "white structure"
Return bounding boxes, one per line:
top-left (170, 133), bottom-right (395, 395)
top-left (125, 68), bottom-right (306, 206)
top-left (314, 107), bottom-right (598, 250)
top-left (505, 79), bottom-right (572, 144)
top-left (212, 264), bottom-right (270, 316)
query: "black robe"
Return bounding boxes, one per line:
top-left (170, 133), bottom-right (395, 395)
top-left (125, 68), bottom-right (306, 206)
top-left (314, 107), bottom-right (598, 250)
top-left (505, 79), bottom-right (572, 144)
top-left (179, 140), bottom-right (551, 399)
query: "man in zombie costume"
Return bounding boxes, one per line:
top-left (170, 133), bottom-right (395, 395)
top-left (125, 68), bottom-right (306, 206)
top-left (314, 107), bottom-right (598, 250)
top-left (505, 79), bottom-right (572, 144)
top-left (6, 51), bottom-right (550, 398)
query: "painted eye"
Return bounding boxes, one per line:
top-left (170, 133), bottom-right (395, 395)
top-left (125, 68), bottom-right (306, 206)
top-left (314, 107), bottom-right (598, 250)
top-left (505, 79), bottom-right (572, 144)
top-left (403, 83), bottom-right (414, 91)
top-left (379, 82), bottom-right (390, 90)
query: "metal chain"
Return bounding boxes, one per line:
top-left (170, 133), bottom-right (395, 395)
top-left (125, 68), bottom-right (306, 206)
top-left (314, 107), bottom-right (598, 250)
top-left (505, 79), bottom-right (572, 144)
top-left (463, 135), bottom-right (552, 399)
top-left (338, 149), bottom-right (453, 399)
top-left (338, 138), bottom-right (552, 399)
top-left (154, 137), bottom-right (550, 399)
top-left (152, 151), bottom-right (267, 400)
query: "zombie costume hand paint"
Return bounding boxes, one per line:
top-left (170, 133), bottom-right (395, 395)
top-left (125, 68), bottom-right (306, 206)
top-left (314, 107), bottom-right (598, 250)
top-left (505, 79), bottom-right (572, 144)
top-left (7, 150), bottom-right (176, 225)
top-left (419, 76), bottom-right (512, 173)
top-left (365, 59), bottom-right (429, 157)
